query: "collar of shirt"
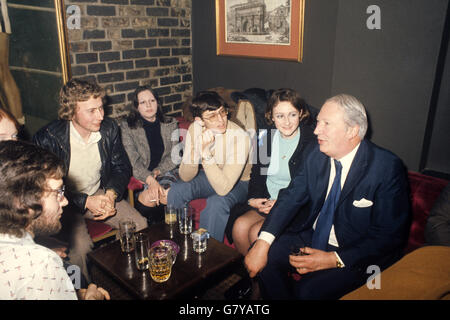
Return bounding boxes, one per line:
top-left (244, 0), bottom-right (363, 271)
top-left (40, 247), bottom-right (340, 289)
top-left (69, 121), bottom-right (101, 145)
top-left (330, 142), bottom-right (361, 189)
top-left (0, 231), bottom-right (34, 244)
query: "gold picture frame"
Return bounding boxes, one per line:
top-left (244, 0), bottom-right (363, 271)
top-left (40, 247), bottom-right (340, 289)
top-left (55, 0), bottom-right (71, 84)
top-left (216, 0), bottom-right (305, 62)
top-left (6, 0), bottom-right (72, 133)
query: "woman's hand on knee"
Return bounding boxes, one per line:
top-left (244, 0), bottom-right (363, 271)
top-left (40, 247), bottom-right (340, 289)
top-left (248, 198), bottom-right (268, 210)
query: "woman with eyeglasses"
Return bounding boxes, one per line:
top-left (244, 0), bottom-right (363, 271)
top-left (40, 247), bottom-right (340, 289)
top-left (120, 86), bottom-right (179, 224)
top-left (166, 91), bottom-right (252, 241)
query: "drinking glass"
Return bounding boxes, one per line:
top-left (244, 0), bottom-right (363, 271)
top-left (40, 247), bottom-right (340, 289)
top-left (119, 220), bottom-right (136, 253)
top-left (134, 232), bottom-right (149, 271)
top-left (149, 245), bottom-right (173, 283)
top-left (164, 204), bottom-right (177, 225)
top-left (191, 228), bottom-right (209, 253)
top-left (178, 205), bottom-right (193, 235)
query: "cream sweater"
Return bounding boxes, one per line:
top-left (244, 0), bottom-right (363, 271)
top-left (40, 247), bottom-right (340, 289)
top-left (180, 120), bottom-right (251, 196)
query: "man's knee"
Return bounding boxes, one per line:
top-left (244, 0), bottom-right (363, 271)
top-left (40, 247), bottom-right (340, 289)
top-left (70, 236), bottom-right (94, 257)
top-left (116, 200), bottom-right (148, 230)
top-left (133, 213), bottom-right (148, 231)
top-left (206, 195), bottom-right (232, 213)
top-left (167, 182), bottom-right (189, 206)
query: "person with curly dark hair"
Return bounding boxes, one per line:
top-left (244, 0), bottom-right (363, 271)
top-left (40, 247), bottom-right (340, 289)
top-left (0, 140), bottom-right (109, 300)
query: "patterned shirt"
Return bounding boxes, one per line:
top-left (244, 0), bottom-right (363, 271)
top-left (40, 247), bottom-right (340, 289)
top-left (0, 232), bottom-right (77, 300)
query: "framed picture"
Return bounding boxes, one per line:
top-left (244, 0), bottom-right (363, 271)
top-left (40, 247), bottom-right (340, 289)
top-left (216, 0), bottom-right (305, 62)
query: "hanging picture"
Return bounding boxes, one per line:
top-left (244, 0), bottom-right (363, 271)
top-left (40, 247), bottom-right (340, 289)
top-left (216, 0), bottom-right (305, 62)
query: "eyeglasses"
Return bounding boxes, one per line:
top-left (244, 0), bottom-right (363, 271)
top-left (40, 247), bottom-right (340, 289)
top-left (48, 185), bottom-right (65, 201)
top-left (202, 108), bottom-right (228, 122)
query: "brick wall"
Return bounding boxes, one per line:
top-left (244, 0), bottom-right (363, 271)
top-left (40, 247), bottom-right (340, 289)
top-left (66, 0), bottom-right (192, 117)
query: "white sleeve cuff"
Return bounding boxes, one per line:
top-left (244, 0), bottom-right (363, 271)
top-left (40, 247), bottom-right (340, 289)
top-left (334, 251), bottom-right (345, 267)
top-left (258, 231), bottom-right (275, 245)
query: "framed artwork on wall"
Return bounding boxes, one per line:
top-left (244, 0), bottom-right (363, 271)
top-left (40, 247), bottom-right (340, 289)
top-left (216, 0), bottom-right (305, 62)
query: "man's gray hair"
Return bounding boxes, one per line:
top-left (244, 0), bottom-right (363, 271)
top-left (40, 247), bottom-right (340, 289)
top-left (326, 94), bottom-right (368, 139)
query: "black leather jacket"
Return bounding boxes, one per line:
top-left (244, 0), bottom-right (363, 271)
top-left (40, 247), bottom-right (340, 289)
top-left (33, 118), bottom-right (131, 211)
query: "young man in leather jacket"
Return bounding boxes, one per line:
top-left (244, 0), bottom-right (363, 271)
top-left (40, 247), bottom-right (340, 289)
top-left (33, 79), bottom-right (147, 281)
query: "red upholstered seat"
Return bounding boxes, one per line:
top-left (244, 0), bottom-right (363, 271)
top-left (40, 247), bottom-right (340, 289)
top-left (128, 176), bottom-right (143, 190)
top-left (188, 198), bottom-right (206, 230)
top-left (405, 171), bottom-right (448, 253)
top-left (85, 218), bottom-right (116, 243)
top-left (176, 116), bottom-right (189, 142)
top-left (224, 234), bottom-right (236, 249)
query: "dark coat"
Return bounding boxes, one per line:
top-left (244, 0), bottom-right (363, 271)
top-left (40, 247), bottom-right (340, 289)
top-left (263, 139), bottom-right (411, 269)
top-left (33, 118), bottom-right (132, 211)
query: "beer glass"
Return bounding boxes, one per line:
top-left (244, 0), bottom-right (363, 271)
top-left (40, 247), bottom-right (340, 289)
top-left (149, 245), bottom-right (173, 283)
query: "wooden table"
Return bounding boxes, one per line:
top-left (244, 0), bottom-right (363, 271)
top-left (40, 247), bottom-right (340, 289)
top-left (87, 223), bottom-right (243, 300)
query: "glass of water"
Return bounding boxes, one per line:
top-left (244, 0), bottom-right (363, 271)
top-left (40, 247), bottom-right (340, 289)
top-left (134, 232), bottom-right (149, 271)
top-left (119, 220), bottom-right (136, 253)
top-left (178, 204), bottom-right (193, 235)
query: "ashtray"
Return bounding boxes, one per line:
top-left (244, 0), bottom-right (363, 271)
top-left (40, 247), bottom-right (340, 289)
top-left (151, 239), bottom-right (180, 254)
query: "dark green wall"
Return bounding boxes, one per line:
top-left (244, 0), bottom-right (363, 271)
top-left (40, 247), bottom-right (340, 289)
top-left (192, 0), bottom-right (449, 174)
top-left (192, 0), bottom-right (338, 109)
top-left (330, 0), bottom-right (448, 173)
top-left (9, 1), bottom-right (65, 134)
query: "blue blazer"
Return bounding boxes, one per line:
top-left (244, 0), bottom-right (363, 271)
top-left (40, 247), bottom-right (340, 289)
top-left (261, 139), bottom-right (411, 269)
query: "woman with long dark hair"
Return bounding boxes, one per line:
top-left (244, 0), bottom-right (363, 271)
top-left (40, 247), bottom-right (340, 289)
top-left (120, 85), bottom-right (179, 224)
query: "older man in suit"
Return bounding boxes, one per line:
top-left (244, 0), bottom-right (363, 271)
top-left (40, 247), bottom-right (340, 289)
top-left (245, 94), bottom-right (410, 299)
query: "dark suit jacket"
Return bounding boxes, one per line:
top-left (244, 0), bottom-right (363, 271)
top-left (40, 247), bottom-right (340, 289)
top-left (262, 139), bottom-right (411, 269)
